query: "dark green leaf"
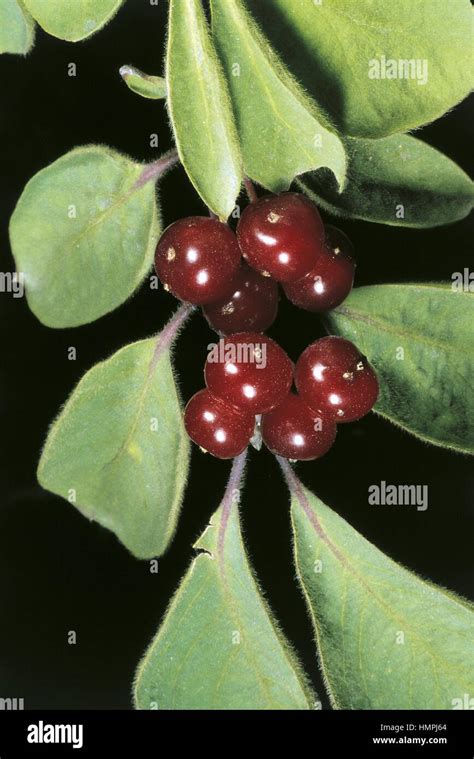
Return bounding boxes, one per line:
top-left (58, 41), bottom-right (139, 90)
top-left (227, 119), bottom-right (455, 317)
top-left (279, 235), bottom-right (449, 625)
top-left (298, 135), bottom-right (474, 228)
top-left (327, 284), bottom-right (474, 454)
top-left (252, 0), bottom-right (473, 138)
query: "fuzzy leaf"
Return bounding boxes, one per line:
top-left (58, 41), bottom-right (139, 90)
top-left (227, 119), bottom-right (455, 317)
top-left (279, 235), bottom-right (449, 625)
top-left (252, 0), bottom-right (474, 138)
top-left (298, 135), bottom-right (474, 228)
top-left (134, 487), bottom-right (314, 709)
top-left (290, 482), bottom-right (474, 709)
top-left (0, 0), bottom-right (35, 54)
top-left (210, 0), bottom-right (346, 192)
top-left (38, 332), bottom-right (190, 559)
top-left (166, 0), bottom-right (242, 220)
top-left (23, 0), bottom-right (124, 42)
top-left (120, 65), bottom-right (167, 100)
top-left (10, 146), bottom-right (160, 328)
top-left (327, 284), bottom-right (474, 454)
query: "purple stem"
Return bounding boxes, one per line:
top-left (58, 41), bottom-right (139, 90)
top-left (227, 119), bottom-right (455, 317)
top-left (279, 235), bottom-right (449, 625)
top-left (243, 176), bottom-right (258, 203)
top-left (135, 149), bottom-right (180, 189)
top-left (150, 302), bottom-right (196, 372)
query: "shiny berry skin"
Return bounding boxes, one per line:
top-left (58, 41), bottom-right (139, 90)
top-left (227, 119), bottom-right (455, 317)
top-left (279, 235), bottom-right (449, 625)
top-left (184, 389), bottom-right (254, 459)
top-left (283, 225), bottom-right (355, 312)
top-left (154, 217), bottom-right (241, 304)
top-left (295, 336), bottom-right (379, 423)
top-left (202, 263), bottom-right (279, 334)
top-left (262, 393), bottom-right (337, 461)
top-left (237, 192), bottom-right (325, 283)
top-left (205, 332), bottom-right (293, 414)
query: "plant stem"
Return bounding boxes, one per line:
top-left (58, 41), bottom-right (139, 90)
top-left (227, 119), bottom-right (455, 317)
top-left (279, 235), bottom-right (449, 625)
top-left (135, 149), bottom-right (180, 189)
top-left (243, 176), bottom-right (258, 203)
top-left (217, 448), bottom-right (248, 557)
top-left (151, 302), bottom-right (196, 371)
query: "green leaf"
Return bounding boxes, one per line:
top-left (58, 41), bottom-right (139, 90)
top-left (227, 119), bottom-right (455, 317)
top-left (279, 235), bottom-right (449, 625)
top-left (326, 284), bottom-right (474, 454)
top-left (210, 0), bottom-right (346, 193)
top-left (0, 0), bottom-right (35, 55)
top-left (298, 135), bottom-right (474, 228)
top-left (23, 0), bottom-right (124, 42)
top-left (38, 322), bottom-right (191, 559)
top-left (10, 145), bottom-right (161, 328)
top-left (252, 0), bottom-right (474, 139)
top-left (289, 479), bottom-right (474, 709)
top-left (134, 466), bottom-right (314, 709)
top-left (166, 0), bottom-right (242, 220)
top-left (119, 65), bottom-right (167, 100)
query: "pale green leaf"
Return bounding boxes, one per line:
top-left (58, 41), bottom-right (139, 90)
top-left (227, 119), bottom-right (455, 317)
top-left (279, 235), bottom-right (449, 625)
top-left (210, 0), bottom-right (346, 192)
top-left (23, 0), bottom-right (124, 42)
top-left (289, 480), bottom-right (474, 709)
top-left (134, 479), bottom-right (314, 709)
top-left (120, 65), bottom-right (167, 100)
top-left (252, 0), bottom-right (474, 138)
top-left (298, 135), bottom-right (474, 228)
top-left (10, 145), bottom-right (160, 328)
top-left (38, 330), bottom-right (190, 559)
top-left (166, 0), bottom-right (242, 220)
top-left (327, 284), bottom-right (474, 454)
top-left (0, 0), bottom-right (35, 55)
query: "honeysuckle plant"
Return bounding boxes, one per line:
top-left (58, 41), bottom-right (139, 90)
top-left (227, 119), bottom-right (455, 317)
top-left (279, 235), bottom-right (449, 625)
top-left (5, 0), bottom-right (474, 709)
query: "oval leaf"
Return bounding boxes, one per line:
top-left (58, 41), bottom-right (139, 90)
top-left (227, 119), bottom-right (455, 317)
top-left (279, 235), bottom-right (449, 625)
top-left (10, 145), bottom-right (161, 328)
top-left (252, 0), bottom-right (473, 138)
top-left (134, 474), bottom-right (314, 709)
top-left (37, 326), bottom-right (191, 559)
top-left (120, 65), bottom-right (167, 100)
top-left (298, 135), bottom-right (474, 228)
top-left (166, 0), bottom-right (242, 220)
top-left (327, 284), bottom-right (474, 454)
top-left (289, 480), bottom-right (474, 709)
top-left (23, 0), bottom-right (124, 42)
top-left (0, 0), bottom-right (35, 54)
top-left (210, 0), bottom-right (346, 193)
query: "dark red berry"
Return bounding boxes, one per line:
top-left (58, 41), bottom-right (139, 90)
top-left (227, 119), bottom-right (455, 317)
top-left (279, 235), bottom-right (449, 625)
top-left (295, 336), bottom-right (379, 423)
top-left (202, 263), bottom-right (279, 334)
top-left (184, 389), bottom-right (254, 459)
top-left (261, 393), bottom-right (337, 460)
top-left (205, 332), bottom-right (293, 414)
top-left (237, 192), bottom-right (325, 283)
top-left (283, 225), bottom-right (355, 312)
top-left (154, 217), bottom-right (241, 304)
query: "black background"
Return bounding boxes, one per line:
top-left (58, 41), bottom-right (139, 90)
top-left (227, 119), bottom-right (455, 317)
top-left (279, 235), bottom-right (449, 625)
top-left (0, 0), bottom-right (472, 710)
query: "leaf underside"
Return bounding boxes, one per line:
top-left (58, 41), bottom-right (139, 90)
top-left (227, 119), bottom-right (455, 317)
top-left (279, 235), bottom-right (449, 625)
top-left (10, 145), bottom-right (160, 328)
top-left (38, 337), bottom-right (190, 559)
top-left (134, 499), bottom-right (314, 709)
top-left (23, 0), bottom-right (125, 41)
top-left (291, 484), bottom-right (474, 709)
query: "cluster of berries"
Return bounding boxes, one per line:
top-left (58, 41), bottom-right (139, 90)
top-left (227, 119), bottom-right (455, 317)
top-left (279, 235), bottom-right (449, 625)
top-left (154, 190), bottom-right (377, 461)
top-left (184, 333), bottom-right (378, 460)
top-left (154, 191), bottom-right (355, 334)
